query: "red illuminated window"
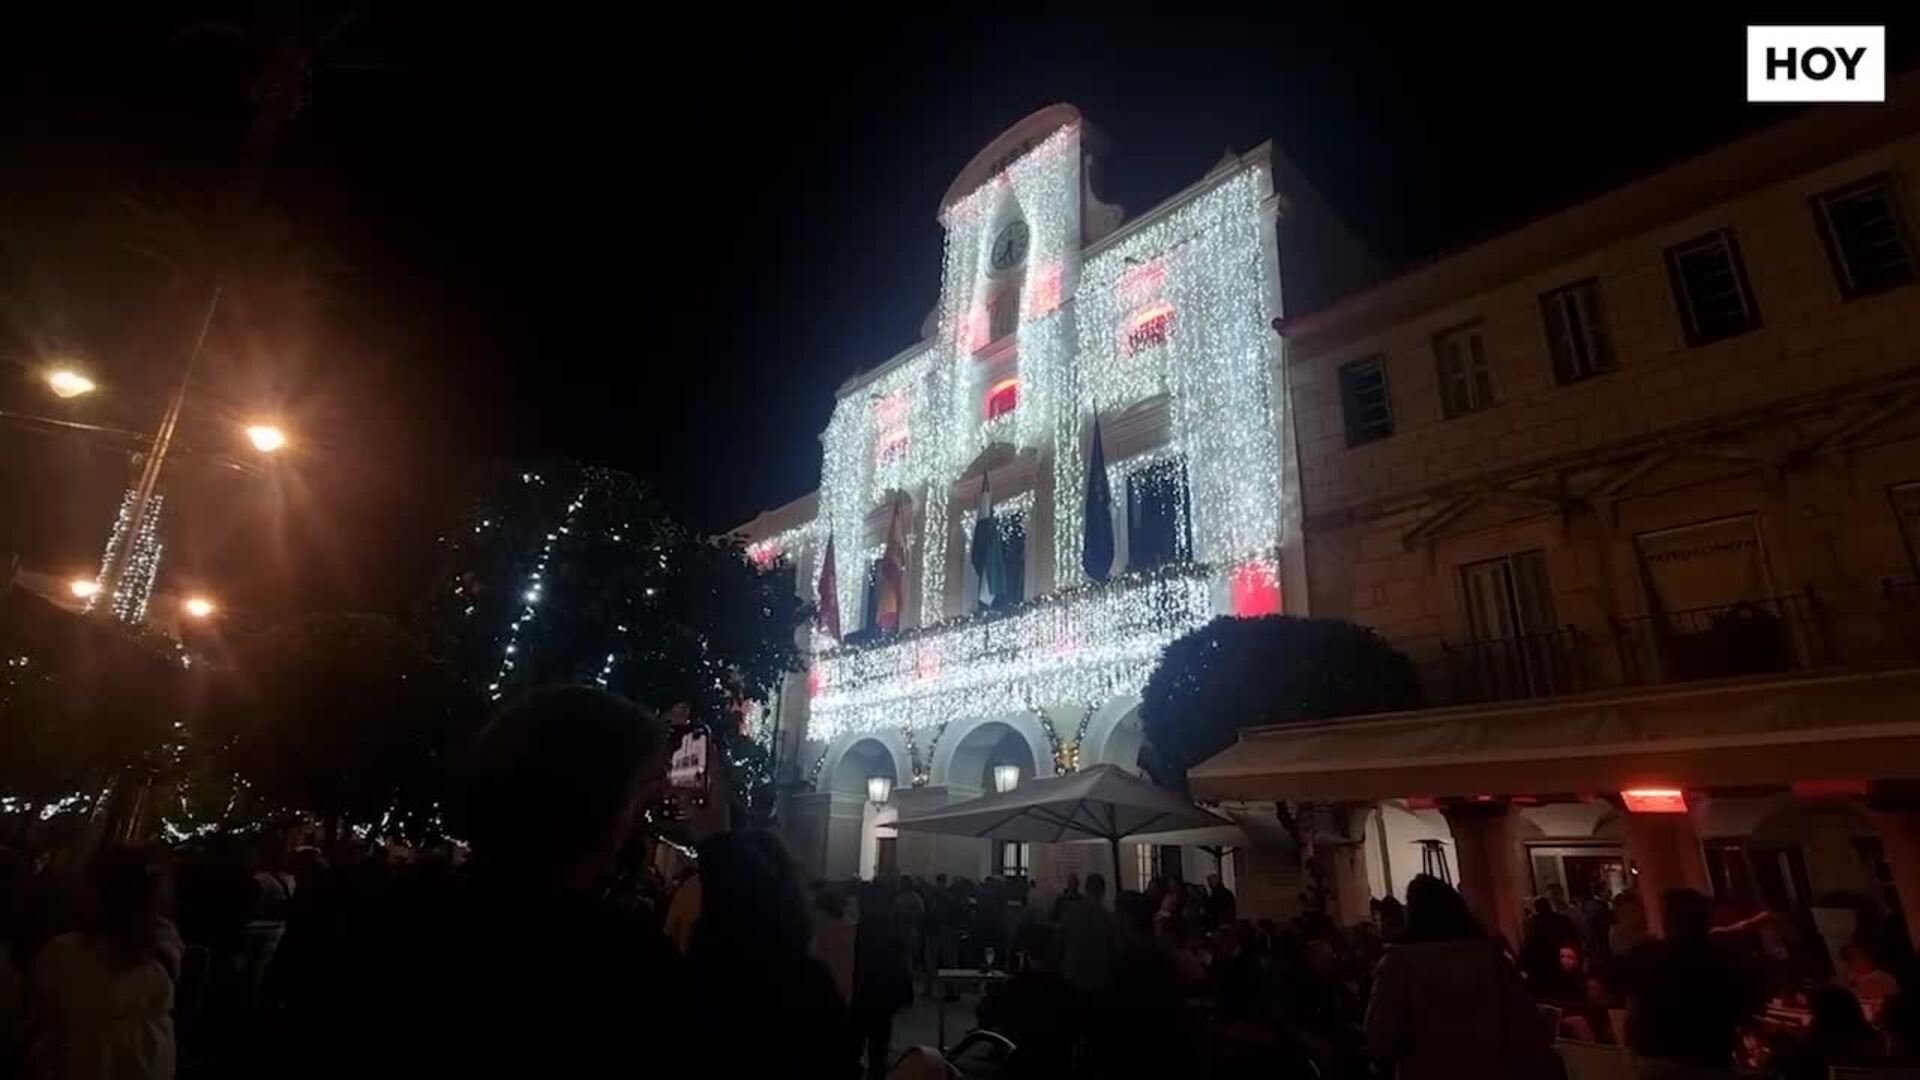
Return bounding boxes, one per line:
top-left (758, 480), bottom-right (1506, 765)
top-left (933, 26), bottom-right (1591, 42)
top-left (1123, 302), bottom-right (1175, 355)
top-left (985, 378), bottom-right (1018, 420)
top-left (875, 393), bottom-right (911, 464)
top-left (876, 429), bottom-right (910, 465)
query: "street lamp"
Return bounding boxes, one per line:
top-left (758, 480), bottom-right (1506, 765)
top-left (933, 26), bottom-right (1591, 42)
top-left (182, 596), bottom-right (216, 619)
top-left (993, 764), bottom-right (1021, 794)
top-left (46, 369), bottom-right (97, 399)
top-left (244, 423), bottom-right (287, 453)
top-left (68, 579), bottom-right (100, 600)
top-left (866, 774), bottom-right (893, 806)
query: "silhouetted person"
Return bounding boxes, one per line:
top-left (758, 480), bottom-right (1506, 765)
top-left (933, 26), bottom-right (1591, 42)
top-left (1205, 872), bottom-right (1236, 925)
top-left (1617, 887), bottom-right (1765, 1075)
top-left (854, 878), bottom-right (913, 1080)
top-left (691, 830), bottom-right (856, 1078)
top-left (1365, 874), bottom-right (1548, 1080)
top-left (298, 687), bottom-right (684, 1074)
top-left (1059, 872), bottom-right (1117, 996)
top-left (1051, 872), bottom-right (1082, 923)
top-left (976, 923), bottom-right (1076, 1079)
top-left (29, 845), bottom-right (181, 1080)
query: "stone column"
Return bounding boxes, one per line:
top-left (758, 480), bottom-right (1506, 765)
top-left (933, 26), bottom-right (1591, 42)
top-left (1442, 804), bottom-right (1524, 947)
top-left (1620, 811), bottom-right (1710, 936)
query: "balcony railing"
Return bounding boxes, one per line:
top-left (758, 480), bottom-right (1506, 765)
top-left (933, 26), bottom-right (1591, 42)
top-left (809, 562), bottom-right (1215, 742)
top-left (1611, 592), bottom-right (1826, 685)
top-left (1441, 627), bottom-right (1586, 705)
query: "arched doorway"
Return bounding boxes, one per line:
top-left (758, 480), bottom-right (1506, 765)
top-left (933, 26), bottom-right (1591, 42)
top-left (930, 714), bottom-right (1048, 880)
top-left (823, 735), bottom-right (907, 881)
top-left (1077, 696), bottom-right (1145, 774)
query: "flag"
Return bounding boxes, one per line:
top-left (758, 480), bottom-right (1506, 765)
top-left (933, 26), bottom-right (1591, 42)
top-left (875, 501), bottom-right (907, 632)
top-left (1083, 418), bottom-right (1115, 581)
top-left (816, 534), bottom-right (840, 639)
top-left (969, 475), bottom-right (998, 608)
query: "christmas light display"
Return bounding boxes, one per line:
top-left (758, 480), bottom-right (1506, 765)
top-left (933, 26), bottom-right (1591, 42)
top-left (89, 487), bottom-right (166, 623)
top-left (777, 121), bottom-right (1290, 761)
top-left (1057, 166), bottom-right (1284, 589)
top-left (486, 476), bottom-right (589, 701)
top-left (808, 562), bottom-right (1210, 742)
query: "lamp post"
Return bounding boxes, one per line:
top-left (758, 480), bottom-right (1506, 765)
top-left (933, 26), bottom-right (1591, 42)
top-left (92, 289), bottom-right (220, 623)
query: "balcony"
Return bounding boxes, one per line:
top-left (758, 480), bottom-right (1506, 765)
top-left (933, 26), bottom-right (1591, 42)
top-left (1437, 590), bottom-right (1920, 707)
top-left (1442, 627), bottom-right (1587, 704)
top-left (808, 562), bottom-right (1214, 742)
top-left (1611, 593), bottom-right (1826, 684)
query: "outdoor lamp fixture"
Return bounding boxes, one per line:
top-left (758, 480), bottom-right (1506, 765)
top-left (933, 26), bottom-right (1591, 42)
top-left (182, 596), bottom-right (216, 619)
top-left (866, 775), bottom-right (893, 806)
top-left (46, 368), bottom-right (97, 399)
top-left (993, 764), bottom-right (1021, 794)
top-left (68, 579), bottom-right (101, 599)
top-left (244, 424), bottom-right (288, 453)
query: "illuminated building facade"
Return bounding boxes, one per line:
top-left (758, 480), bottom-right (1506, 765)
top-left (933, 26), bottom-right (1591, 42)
top-left (739, 105), bottom-right (1375, 884)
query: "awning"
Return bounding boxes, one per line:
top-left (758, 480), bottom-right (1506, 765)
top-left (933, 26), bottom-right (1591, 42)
top-left (1189, 668), bottom-right (1920, 803)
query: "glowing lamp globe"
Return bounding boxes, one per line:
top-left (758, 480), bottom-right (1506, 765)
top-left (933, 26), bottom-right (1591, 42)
top-left (992, 764), bottom-right (1020, 794)
top-left (866, 775), bottom-right (893, 806)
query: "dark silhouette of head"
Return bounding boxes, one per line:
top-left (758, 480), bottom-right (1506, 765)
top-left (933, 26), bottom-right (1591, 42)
top-left (1405, 873), bottom-right (1485, 942)
top-left (89, 844), bottom-right (171, 966)
top-left (451, 686), bottom-right (667, 884)
top-left (1084, 872), bottom-right (1107, 900)
top-left (696, 829), bottom-right (812, 960)
top-left (1659, 888), bottom-right (1712, 941)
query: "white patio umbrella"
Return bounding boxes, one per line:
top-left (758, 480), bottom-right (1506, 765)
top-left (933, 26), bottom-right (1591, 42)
top-left (891, 764), bottom-right (1231, 884)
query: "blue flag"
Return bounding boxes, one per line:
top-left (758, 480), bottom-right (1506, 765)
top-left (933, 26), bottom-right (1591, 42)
top-left (1083, 418), bottom-right (1114, 581)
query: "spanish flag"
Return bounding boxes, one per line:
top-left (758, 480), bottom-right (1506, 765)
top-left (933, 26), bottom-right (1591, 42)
top-left (875, 500), bottom-right (907, 633)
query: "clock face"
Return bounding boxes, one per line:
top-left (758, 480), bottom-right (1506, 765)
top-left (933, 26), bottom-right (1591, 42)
top-left (989, 220), bottom-right (1030, 273)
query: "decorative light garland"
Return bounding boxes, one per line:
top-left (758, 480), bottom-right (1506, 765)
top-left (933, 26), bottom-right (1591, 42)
top-left (486, 475), bottom-right (589, 701)
top-left (790, 126), bottom-right (1288, 767)
top-left (808, 563), bottom-right (1210, 741)
top-left (90, 487), bottom-right (166, 623)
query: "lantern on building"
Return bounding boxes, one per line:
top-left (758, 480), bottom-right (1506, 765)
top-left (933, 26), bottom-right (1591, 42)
top-left (993, 764), bottom-right (1021, 794)
top-left (867, 775), bottom-right (894, 806)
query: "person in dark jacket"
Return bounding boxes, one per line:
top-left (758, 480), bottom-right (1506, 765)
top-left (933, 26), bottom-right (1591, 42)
top-left (854, 878), bottom-right (914, 1080)
top-left (1364, 874), bottom-right (1550, 1080)
top-left (1616, 887), bottom-right (1766, 1073)
top-left (690, 830), bottom-right (857, 1079)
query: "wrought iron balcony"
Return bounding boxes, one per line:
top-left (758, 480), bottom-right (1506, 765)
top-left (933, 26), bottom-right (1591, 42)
top-left (1611, 592), bottom-right (1827, 685)
top-left (808, 562), bottom-right (1215, 742)
top-left (1441, 626), bottom-right (1586, 705)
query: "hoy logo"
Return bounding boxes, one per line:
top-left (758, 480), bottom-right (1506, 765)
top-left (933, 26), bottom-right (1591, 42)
top-left (1747, 26), bottom-right (1886, 102)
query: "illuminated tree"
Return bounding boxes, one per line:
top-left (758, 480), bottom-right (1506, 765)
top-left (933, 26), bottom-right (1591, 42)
top-left (420, 461), bottom-right (808, 824)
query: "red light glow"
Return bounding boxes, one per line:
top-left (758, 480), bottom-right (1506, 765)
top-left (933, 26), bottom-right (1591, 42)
top-left (1621, 788), bottom-right (1689, 814)
top-left (1118, 261), bottom-right (1166, 304)
top-left (1030, 262), bottom-right (1064, 316)
top-left (1229, 561), bottom-right (1281, 616)
top-left (985, 377), bottom-right (1019, 419)
top-left (1123, 302), bottom-right (1176, 354)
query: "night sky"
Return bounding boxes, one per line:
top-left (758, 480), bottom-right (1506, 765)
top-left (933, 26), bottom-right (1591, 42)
top-left (0, 6), bottom-right (1910, 618)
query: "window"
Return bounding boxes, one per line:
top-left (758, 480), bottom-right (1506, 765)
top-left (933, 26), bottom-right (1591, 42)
top-left (987, 284), bottom-right (1020, 343)
top-left (1433, 323), bottom-right (1494, 418)
top-left (985, 377), bottom-right (1018, 420)
top-left (1813, 174), bottom-right (1917, 299)
top-left (974, 512), bottom-right (1027, 612)
top-left (1540, 279), bottom-right (1614, 385)
top-left (1458, 551), bottom-right (1562, 699)
top-left (1337, 356), bottom-right (1394, 445)
top-left (1460, 551), bottom-right (1556, 642)
top-left (997, 840), bottom-right (1031, 879)
top-left (1665, 230), bottom-right (1760, 344)
top-left (1126, 457), bottom-right (1191, 571)
top-left (1123, 302), bottom-right (1175, 355)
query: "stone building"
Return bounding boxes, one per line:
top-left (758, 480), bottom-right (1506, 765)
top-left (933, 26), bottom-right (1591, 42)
top-left (739, 104), bottom-right (1373, 893)
top-left (1194, 74), bottom-right (1920, 945)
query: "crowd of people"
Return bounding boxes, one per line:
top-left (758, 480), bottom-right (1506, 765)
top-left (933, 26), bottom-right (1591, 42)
top-left (3, 684), bottom-right (1920, 1079)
